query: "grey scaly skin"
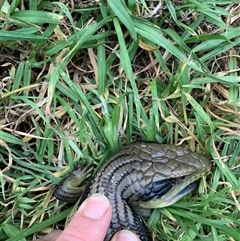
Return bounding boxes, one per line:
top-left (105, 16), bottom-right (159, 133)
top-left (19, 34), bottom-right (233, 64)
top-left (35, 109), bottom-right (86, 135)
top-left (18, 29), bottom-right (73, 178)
top-left (55, 142), bottom-right (211, 241)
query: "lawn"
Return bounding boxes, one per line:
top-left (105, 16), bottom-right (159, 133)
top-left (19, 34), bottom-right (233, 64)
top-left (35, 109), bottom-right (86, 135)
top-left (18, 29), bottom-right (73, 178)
top-left (0, 0), bottom-right (240, 241)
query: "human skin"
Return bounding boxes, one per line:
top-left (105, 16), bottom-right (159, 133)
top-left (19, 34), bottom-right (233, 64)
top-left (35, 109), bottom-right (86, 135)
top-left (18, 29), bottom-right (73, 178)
top-left (33, 194), bottom-right (140, 241)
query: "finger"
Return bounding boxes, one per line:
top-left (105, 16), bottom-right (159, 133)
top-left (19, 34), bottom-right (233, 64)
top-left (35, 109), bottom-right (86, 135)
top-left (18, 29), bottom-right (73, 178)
top-left (56, 193), bottom-right (112, 241)
top-left (111, 230), bottom-right (141, 241)
top-left (34, 230), bottom-right (62, 241)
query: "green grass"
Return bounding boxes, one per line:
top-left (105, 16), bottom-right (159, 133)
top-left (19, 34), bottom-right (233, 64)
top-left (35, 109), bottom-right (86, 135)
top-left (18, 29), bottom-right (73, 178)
top-left (0, 0), bottom-right (240, 240)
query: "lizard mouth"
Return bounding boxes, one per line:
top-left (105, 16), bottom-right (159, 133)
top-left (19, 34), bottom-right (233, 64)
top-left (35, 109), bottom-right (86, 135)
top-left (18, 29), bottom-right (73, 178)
top-left (161, 181), bottom-right (197, 206)
top-left (138, 170), bottom-right (210, 209)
